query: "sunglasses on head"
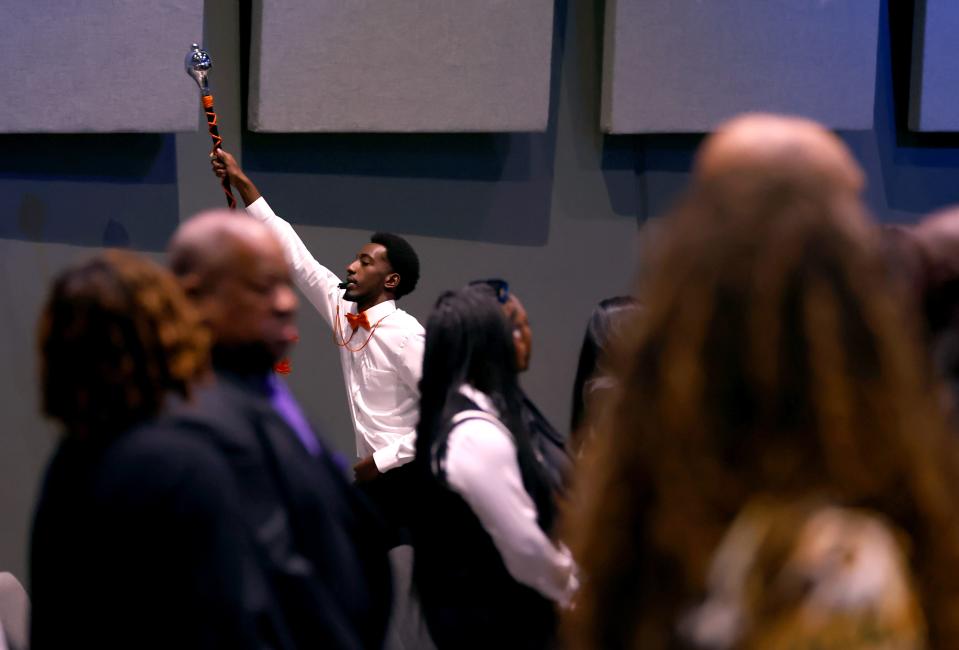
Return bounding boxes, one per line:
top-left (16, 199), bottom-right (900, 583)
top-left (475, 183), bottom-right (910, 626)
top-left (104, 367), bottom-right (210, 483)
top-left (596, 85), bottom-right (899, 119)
top-left (469, 278), bottom-right (510, 304)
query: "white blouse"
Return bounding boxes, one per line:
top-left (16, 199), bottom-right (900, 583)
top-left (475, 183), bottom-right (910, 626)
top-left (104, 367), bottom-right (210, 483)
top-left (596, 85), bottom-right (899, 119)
top-left (442, 384), bottom-right (578, 606)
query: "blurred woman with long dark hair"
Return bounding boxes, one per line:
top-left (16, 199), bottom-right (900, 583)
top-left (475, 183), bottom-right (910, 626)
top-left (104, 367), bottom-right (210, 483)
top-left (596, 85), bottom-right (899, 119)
top-left (569, 295), bottom-right (640, 454)
top-left (412, 285), bottom-right (577, 649)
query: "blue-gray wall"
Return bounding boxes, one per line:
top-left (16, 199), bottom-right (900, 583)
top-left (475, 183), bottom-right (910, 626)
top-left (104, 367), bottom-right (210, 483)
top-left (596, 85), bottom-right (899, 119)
top-left (2, 0), bottom-right (959, 590)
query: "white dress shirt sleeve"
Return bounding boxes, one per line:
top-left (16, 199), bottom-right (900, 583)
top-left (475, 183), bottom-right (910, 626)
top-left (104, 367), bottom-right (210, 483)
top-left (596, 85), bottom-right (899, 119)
top-left (371, 330), bottom-right (425, 472)
top-left (245, 196), bottom-right (340, 328)
top-left (444, 416), bottom-right (578, 606)
top-left (372, 434), bottom-right (416, 473)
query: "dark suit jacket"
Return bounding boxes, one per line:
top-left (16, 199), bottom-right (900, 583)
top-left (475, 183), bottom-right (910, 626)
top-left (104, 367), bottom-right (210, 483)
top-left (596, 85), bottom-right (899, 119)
top-left (31, 423), bottom-right (282, 650)
top-left (169, 370), bottom-right (393, 650)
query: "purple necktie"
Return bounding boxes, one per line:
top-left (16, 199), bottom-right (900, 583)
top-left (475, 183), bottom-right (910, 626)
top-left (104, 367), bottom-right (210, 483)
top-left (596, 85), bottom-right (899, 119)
top-left (266, 375), bottom-right (321, 457)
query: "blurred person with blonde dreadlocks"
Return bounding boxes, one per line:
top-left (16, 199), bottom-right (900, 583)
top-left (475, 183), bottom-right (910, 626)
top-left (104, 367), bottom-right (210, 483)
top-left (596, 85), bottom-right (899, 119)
top-left (564, 114), bottom-right (959, 650)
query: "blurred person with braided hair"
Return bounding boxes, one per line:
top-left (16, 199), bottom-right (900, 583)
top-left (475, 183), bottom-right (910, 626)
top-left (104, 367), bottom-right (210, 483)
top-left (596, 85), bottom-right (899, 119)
top-left (30, 250), bottom-right (282, 649)
top-left (565, 114), bottom-right (959, 649)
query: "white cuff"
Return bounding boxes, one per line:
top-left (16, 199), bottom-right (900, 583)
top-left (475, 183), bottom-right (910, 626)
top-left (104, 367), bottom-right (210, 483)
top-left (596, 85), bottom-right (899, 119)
top-left (372, 443), bottom-right (413, 473)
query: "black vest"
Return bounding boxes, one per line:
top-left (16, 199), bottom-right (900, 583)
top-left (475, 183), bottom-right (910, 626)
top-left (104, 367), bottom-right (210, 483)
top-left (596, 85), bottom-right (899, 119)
top-left (411, 395), bottom-right (557, 649)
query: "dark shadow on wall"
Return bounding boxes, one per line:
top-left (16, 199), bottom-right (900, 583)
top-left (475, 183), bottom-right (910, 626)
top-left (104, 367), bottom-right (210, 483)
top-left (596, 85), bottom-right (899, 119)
top-left (0, 134), bottom-right (180, 250)
top-left (600, 132), bottom-right (700, 223)
top-left (844, 0), bottom-right (959, 222)
top-left (591, 0), bottom-right (703, 225)
top-left (564, 0), bottom-right (642, 221)
top-left (587, 0), bottom-right (698, 224)
top-left (599, 135), bottom-right (641, 218)
top-left (241, 131), bottom-right (553, 245)
top-left (634, 133), bottom-right (703, 221)
top-left (238, 0), bottom-right (570, 246)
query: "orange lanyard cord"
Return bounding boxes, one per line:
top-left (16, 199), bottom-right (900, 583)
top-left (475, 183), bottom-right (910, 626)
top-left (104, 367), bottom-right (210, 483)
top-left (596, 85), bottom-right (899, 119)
top-left (333, 304), bottom-right (392, 353)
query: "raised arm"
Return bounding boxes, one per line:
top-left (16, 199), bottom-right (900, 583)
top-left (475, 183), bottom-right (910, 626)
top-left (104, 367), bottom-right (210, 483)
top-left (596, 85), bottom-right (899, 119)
top-left (211, 149), bottom-right (262, 207)
top-left (212, 148), bottom-right (341, 328)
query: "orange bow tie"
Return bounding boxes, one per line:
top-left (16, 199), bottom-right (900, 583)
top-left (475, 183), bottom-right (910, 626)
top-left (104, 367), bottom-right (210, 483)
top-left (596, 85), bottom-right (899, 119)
top-left (345, 311), bottom-right (371, 332)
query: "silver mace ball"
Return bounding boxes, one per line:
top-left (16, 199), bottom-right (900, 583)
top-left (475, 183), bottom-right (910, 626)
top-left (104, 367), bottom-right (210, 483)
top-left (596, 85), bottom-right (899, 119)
top-left (185, 43), bottom-right (212, 93)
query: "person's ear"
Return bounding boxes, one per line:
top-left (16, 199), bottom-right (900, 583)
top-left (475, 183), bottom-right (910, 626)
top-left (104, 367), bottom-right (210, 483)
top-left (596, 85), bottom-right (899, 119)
top-left (384, 272), bottom-right (400, 292)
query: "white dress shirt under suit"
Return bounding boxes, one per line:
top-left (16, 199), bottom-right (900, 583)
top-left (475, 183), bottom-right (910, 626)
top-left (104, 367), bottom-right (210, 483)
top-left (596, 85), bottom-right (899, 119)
top-left (443, 384), bottom-right (578, 606)
top-left (246, 197), bottom-right (425, 473)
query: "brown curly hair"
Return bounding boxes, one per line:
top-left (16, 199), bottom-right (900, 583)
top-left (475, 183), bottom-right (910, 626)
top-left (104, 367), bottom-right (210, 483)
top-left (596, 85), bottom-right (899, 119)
top-left (38, 250), bottom-right (208, 440)
top-left (565, 169), bottom-right (959, 648)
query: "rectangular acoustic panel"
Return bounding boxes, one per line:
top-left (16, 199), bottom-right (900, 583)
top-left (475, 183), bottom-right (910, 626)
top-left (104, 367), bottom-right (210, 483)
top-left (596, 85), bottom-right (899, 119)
top-left (909, 0), bottom-right (959, 131)
top-left (602, 0), bottom-right (881, 133)
top-left (249, 0), bottom-right (554, 132)
top-left (0, 1), bottom-right (203, 133)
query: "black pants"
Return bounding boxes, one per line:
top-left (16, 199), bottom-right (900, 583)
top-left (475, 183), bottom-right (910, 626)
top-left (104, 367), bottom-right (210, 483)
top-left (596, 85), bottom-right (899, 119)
top-left (358, 462), bottom-right (416, 547)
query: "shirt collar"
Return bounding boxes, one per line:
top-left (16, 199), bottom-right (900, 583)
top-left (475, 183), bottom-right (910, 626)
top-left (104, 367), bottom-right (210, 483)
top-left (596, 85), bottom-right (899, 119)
top-left (458, 383), bottom-right (499, 417)
top-left (352, 299), bottom-right (396, 323)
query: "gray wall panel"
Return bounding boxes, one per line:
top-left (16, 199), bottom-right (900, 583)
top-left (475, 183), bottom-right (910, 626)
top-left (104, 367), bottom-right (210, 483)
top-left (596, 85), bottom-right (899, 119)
top-left (602, 0), bottom-right (881, 133)
top-left (0, 0), bottom-right (203, 133)
top-left (249, 0), bottom-right (554, 132)
top-left (908, 0), bottom-right (959, 131)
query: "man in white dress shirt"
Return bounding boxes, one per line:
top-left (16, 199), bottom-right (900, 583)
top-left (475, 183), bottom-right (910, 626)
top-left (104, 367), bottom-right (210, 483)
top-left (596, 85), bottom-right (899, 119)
top-left (211, 149), bottom-right (425, 526)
